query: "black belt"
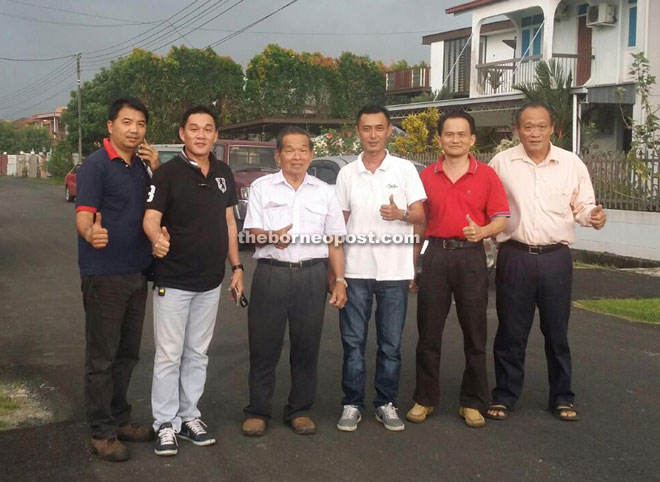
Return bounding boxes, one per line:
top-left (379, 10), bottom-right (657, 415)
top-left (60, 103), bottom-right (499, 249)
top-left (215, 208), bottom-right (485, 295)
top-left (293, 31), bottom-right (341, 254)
top-left (257, 258), bottom-right (327, 269)
top-left (428, 237), bottom-right (481, 249)
top-left (505, 239), bottom-right (565, 255)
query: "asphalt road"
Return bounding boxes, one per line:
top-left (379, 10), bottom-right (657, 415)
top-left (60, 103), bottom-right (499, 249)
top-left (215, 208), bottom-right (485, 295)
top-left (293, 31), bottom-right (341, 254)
top-left (1, 175), bottom-right (659, 482)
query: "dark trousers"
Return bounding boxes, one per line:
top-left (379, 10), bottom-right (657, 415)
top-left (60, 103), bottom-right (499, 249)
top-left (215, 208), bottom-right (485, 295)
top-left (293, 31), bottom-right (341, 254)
top-left (81, 273), bottom-right (147, 439)
top-left (244, 261), bottom-right (327, 421)
top-left (492, 243), bottom-right (574, 409)
top-left (413, 243), bottom-right (489, 410)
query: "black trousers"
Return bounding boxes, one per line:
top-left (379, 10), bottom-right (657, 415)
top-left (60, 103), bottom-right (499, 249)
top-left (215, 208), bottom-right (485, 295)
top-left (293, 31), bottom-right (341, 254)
top-left (492, 243), bottom-right (574, 409)
top-left (244, 261), bottom-right (327, 421)
top-left (414, 243), bottom-right (489, 410)
top-left (81, 273), bottom-right (147, 439)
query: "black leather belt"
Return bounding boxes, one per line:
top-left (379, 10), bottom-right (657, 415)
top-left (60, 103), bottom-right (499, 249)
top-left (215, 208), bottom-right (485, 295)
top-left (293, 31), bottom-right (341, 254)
top-left (428, 237), bottom-right (481, 249)
top-left (505, 239), bottom-right (565, 255)
top-left (258, 258), bottom-right (326, 269)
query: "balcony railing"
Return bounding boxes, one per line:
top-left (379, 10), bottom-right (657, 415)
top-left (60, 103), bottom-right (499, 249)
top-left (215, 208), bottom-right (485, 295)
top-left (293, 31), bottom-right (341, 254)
top-left (386, 67), bottom-right (431, 94)
top-left (475, 53), bottom-right (594, 95)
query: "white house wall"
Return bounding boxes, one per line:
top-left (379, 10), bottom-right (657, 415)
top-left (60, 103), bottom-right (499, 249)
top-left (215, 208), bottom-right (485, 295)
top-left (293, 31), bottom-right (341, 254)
top-left (483, 30), bottom-right (516, 63)
top-left (429, 41), bottom-right (445, 92)
top-left (552, 13), bottom-right (578, 56)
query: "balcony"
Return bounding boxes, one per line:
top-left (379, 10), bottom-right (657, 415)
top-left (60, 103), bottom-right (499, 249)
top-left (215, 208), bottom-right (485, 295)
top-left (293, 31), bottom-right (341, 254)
top-left (385, 67), bottom-right (431, 96)
top-left (475, 53), bottom-right (594, 96)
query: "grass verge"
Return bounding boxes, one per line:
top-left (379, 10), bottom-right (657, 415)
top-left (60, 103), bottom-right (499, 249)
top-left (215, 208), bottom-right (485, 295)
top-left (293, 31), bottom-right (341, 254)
top-left (21, 176), bottom-right (64, 186)
top-left (0, 388), bottom-right (19, 430)
top-left (574, 298), bottom-right (660, 324)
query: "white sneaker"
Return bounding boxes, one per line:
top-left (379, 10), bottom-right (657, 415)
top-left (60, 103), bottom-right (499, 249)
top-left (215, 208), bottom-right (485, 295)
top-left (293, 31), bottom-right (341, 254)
top-left (375, 403), bottom-right (405, 431)
top-left (337, 405), bottom-right (362, 432)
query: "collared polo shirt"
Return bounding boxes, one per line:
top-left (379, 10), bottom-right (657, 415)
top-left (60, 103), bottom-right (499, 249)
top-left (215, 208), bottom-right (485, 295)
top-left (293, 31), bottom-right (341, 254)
top-left (421, 154), bottom-right (510, 239)
top-left (335, 151), bottom-right (427, 281)
top-left (75, 138), bottom-right (152, 277)
top-left (145, 151), bottom-right (238, 292)
top-left (244, 171), bottom-right (347, 262)
top-left (489, 143), bottom-right (598, 245)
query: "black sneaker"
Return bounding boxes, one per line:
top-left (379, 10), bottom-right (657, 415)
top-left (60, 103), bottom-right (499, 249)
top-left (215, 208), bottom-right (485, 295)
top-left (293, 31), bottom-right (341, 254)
top-left (154, 422), bottom-right (178, 456)
top-left (179, 418), bottom-right (216, 446)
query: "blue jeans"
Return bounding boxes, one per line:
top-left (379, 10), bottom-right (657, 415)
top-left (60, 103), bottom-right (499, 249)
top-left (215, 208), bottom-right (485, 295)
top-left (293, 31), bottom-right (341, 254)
top-left (339, 279), bottom-right (409, 411)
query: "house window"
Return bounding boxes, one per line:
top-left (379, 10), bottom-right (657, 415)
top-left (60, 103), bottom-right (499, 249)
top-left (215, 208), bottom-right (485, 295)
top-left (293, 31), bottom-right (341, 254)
top-left (628, 0), bottom-right (637, 47)
top-left (444, 37), bottom-right (470, 94)
top-left (521, 14), bottom-right (544, 57)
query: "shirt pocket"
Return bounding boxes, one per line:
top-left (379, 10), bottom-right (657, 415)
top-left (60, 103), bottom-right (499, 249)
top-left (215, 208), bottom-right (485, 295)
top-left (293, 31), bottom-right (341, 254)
top-left (545, 186), bottom-right (571, 214)
top-left (263, 201), bottom-right (289, 229)
top-left (302, 202), bottom-right (328, 233)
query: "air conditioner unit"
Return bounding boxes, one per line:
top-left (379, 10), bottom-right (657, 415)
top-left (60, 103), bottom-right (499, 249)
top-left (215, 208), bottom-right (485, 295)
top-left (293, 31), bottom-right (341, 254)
top-left (586, 4), bottom-right (617, 27)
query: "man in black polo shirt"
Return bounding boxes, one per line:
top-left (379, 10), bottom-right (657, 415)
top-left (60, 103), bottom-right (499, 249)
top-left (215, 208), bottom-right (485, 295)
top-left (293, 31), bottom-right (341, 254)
top-left (76, 97), bottom-right (160, 462)
top-left (143, 106), bottom-right (244, 457)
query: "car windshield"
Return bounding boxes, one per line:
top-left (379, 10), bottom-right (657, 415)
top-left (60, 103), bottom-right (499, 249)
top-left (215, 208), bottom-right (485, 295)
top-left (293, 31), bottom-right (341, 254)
top-left (228, 146), bottom-right (277, 172)
top-left (158, 150), bottom-right (181, 164)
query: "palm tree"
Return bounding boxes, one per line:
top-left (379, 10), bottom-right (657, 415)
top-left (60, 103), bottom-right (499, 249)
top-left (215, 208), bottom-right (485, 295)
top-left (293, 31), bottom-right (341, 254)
top-left (514, 59), bottom-right (573, 149)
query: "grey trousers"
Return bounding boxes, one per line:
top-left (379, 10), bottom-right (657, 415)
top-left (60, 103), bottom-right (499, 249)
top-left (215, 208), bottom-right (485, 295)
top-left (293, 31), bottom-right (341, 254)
top-left (151, 285), bottom-right (221, 432)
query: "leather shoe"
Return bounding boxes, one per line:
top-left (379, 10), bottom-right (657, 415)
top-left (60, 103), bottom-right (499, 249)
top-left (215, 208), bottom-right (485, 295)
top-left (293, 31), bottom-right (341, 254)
top-left (406, 403), bottom-right (434, 423)
top-left (242, 417), bottom-right (266, 437)
top-left (459, 407), bottom-right (486, 428)
top-left (290, 416), bottom-right (316, 435)
top-left (117, 422), bottom-right (155, 442)
top-left (90, 438), bottom-right (129, 462)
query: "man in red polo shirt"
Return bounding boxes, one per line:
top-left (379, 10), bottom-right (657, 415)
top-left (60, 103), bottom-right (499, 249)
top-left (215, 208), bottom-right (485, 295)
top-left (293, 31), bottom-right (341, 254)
top-left (406, 110), bottom-right (510, 428)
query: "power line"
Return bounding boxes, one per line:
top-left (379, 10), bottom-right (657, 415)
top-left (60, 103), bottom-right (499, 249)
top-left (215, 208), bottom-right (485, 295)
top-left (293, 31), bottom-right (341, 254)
top-left (5, 0), bottom-right (160, 24)
top-left (0, 79), bottom-right (74, 119)
top-left (0, 63), bottom-right (76, 109)
top-left (206, 0), bottom-right (299, 49)
top-left (0, 54), bottom-right (75, 62)
top-left (0, 10), bottom-right (159, 27)
top-left (0, 58), bottom-right (74, 102)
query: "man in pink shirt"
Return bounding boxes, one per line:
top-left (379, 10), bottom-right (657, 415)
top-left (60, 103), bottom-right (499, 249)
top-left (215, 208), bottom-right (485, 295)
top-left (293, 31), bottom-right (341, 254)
top-left (486, 102), bottom-right (607, 422)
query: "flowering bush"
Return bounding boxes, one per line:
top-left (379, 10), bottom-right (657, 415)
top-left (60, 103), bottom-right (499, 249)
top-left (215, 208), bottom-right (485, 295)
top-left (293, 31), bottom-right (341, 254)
top-left (313, 126), bottom-right (361, 156)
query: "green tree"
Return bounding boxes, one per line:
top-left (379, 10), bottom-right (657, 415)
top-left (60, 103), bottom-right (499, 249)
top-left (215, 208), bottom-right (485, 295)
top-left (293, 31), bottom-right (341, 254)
top-left (0, 121), bottom-right (18, 153)
top-left (393, 108), bottom-right (441, 157)
top-left (48, 140), bottom-right (74, 177)
top-left (513, 59), bottom-right (573, 149)
top-left (15, 125), bottom-right (52, 152)
top-left (62, 48), bottom-right (244, 154)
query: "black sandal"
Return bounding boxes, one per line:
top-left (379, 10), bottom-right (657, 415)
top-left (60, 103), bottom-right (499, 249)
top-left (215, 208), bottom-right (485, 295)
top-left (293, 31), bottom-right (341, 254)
top-left (552, 403), bottom-right (580, 422)
top-left (485, 403), bottom-right (510, 421)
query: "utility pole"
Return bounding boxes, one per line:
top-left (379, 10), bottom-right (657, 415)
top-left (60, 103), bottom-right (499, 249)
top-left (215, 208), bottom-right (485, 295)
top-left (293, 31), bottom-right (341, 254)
top-left (76, 53), bottom-right (82, 164)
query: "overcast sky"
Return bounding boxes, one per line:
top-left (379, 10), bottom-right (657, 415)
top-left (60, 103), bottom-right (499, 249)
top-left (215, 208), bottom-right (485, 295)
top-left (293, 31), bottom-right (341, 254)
top-left (0, 0), bottom-right (471, 120)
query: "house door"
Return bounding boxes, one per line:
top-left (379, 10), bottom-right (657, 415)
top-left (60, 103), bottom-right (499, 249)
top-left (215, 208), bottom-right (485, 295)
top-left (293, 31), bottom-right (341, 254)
top-left (576, 15), bottom-right (592, 85)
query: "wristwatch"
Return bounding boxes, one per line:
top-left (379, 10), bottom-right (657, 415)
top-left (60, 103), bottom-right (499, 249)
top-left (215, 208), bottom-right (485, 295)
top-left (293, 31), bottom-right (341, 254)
top-left (231, 264), bottom-right (244, 272)
top-left (401, 210), bottom-right (409, 223)
top-left (334, 277), bottom-right (348, 288)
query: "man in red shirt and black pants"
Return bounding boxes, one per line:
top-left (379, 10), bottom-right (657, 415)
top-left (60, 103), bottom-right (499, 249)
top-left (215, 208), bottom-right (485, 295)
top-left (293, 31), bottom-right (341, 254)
top-left (407, 111), bottom-right (510, 428)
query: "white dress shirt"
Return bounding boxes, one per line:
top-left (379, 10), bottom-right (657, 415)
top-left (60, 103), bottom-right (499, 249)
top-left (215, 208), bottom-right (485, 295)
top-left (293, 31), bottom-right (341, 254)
top-left (244, 171), bottom-right (347, 262)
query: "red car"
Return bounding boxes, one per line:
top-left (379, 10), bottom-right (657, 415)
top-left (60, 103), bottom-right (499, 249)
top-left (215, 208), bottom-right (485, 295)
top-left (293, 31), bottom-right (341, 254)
top-left (64, 164), bottom-right (81, 202)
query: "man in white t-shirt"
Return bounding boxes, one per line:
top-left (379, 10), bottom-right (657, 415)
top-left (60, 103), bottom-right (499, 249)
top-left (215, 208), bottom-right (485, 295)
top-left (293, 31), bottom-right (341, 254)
top-left (334, 105), bottom-right (427, 432)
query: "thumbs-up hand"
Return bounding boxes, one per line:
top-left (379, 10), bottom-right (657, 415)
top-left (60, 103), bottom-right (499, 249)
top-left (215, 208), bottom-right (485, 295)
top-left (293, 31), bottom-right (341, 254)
top-left (462, 214), bottom-right (484, 242)
top-left (274, 223), bottom-right (293, 250)
top-left (590, 204), bottom-right (606, 230)
top-left (153, 225), bottom-right (170, 258)
top-left (380, 194), bottom-right (402, 222)
top-left (89, 212), bottom-right (109, 249)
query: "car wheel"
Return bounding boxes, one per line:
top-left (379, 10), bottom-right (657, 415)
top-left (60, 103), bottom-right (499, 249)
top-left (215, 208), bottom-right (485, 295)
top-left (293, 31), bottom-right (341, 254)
top-left (65, 185), bottom-right (74, 202)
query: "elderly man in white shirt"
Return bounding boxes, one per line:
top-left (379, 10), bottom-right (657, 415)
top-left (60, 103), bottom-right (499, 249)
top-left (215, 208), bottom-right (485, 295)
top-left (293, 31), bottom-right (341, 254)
top-left (335, 105), bottom-right (427, 432)
top-left (241, 126), bottom-right (347, 437)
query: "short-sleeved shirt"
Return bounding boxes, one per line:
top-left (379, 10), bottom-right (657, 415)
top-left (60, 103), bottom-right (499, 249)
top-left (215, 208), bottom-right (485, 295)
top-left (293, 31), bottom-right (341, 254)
top-left (145, 151), bottom-right (238, 292)
top-left (421, 155), bottom-right (510, 239)
top-left (75, 138), bottom-right (152, 277)
top-left (489, 143), bottom-right (597, 245)
top-left (335, 151), bottom-right (427, 281)
top-left (244, 171), bottom-right (347, 262)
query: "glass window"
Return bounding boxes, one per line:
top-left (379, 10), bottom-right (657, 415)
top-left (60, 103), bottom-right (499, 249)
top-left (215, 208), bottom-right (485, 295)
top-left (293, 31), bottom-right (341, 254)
top-left (520, 15), bottom-right (543, 57)
top-left (628, 1), bottom-right (637, 47)
top-left (228, 146), bottom-right (277, 171)
top-left (213, 144), bottom-right (225, 161)
top-left (308, 164), bottom-right (338, 184)
top-left (157, 150), bottom-right (180, 164)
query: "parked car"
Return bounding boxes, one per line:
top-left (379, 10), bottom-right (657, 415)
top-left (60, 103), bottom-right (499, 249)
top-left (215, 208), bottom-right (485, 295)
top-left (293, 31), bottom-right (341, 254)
top-left (154, 139), bottom-right (278, 231)
top-left (307, 155), bottom-right (498, 272)
top-left (64, 164), bottom-right (81, 202)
